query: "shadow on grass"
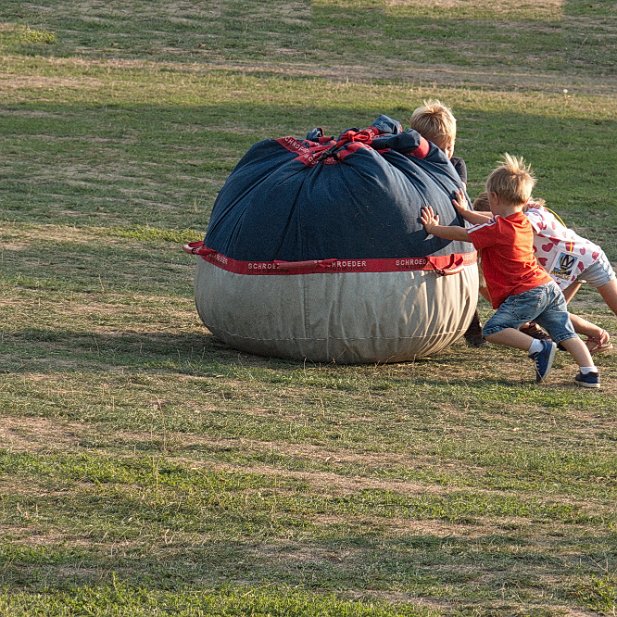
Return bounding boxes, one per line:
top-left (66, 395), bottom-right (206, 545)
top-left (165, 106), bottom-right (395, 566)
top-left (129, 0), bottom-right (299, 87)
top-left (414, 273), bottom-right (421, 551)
top-left (1, 326), bottom-right (457, 375)
top-left (0, 327), bottom-right (296, 374)
top-left (0, 325), bottom-right (585, 380)
top-left (3, 325), bottom-right (611, 406)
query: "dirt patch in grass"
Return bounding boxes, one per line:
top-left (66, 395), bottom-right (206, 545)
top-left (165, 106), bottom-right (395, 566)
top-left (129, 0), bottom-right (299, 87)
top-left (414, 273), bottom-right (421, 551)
top-left (112, 430), bottom-right (420, 465)
top-left (2, 224), bottom-right (125, 246)
top-left (312, 513), bottom-right (490, 538)
top-left (5, 527), bottom-right (95, 548)
top-left (1, 240), bottom-right (31, 251)
top-left (207, 58), bottom-right (617, 96)
top-left (555, 609), bottom-right (599, 617)
top-left (211, 461), bottom-right (449, 496)
top-left (6, 52), bottom-right (617, 98)
top-left (0, 416), bottom-right (84, 453)
top-left (0, 75), bottom-right (102, 91)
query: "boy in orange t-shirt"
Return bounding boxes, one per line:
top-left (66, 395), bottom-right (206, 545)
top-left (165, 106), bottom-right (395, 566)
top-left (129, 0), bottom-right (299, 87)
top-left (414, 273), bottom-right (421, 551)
top-left (420, 154), bottom-right (599, 387)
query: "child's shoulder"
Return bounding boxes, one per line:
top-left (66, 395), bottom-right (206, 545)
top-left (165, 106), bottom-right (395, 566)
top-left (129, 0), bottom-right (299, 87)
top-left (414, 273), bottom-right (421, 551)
top-left (524, 204), bottom-right (550, 226)
top-left (524, 203), bottom-right (547, 215)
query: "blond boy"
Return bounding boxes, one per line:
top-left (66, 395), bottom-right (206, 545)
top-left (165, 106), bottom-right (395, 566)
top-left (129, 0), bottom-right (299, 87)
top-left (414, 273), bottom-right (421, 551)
top-left (411, 99), bottom-right (483, 345)
top-left (410, 99), bottom-right (466, 182)
top-left (420, 155), bottom-right (600, 387)
top-left (473, 192), bottom-right (611, 354)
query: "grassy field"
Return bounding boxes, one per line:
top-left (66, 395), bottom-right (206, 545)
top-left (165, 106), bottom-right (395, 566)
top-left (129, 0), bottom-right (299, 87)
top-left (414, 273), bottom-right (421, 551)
top-left (1, 1), bottom-right (616, 615)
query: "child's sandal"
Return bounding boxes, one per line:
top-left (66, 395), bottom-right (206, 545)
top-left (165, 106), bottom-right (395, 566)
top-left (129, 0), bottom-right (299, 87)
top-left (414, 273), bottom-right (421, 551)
top-left (585, 330), bottom-right (613, 355)
top-left (519, 322), bottom-right (551, 340)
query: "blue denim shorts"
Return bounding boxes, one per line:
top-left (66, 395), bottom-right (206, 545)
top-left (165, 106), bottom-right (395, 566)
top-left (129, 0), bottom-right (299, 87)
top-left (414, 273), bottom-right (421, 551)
top-left (483, 282), bottom-right (577, 344)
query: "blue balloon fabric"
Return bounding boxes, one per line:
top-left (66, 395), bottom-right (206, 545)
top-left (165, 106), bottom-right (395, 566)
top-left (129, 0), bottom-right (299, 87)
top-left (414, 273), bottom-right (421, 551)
top-left (190, 114), bottom-right (479, 363)
top-left (204, 115), bottom-right (473, 263)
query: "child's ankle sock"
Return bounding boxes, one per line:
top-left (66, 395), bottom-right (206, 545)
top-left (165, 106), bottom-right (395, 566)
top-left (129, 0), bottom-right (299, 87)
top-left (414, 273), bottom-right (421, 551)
top-left (528, 339), bottom-right (544, 355)
top-left (580, 366), bottom-right (598, 375)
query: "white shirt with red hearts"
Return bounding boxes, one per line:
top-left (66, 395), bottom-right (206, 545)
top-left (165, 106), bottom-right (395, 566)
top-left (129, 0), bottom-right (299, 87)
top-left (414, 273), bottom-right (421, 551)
top-left (525, 205), bottom-right (601, 291)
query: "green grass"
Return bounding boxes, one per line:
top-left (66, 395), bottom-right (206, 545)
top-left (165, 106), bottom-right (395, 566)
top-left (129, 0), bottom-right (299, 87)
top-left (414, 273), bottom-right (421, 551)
top-left (0, 583), bottom-right (439, 617)
top-left (1, 1), bottom-right (617, 615)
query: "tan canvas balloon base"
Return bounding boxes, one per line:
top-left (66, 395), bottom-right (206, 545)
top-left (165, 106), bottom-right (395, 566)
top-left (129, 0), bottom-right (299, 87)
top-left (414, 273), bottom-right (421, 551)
top-left (194, 259), bottom-right (479, 364)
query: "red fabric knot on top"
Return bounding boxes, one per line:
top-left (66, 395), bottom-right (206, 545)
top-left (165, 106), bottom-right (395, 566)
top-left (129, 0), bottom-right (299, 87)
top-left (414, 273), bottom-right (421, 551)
top-left (277, 125), bottom-right (384, 166)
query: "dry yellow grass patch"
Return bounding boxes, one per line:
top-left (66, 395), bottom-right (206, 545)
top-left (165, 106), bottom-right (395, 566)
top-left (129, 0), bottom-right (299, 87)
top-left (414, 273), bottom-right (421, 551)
top-left (384, 0), bottom-right (563, 20)
top-left (0, 416), bottom-right (84, 453)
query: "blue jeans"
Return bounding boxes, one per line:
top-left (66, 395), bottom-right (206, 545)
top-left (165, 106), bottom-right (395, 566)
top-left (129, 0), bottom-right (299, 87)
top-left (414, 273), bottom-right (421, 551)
top-left (483, 282), bottom-right (577, 344)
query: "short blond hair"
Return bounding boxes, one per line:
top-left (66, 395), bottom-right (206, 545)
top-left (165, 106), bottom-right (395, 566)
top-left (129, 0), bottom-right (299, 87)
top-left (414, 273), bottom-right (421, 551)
top-left (409, 99), bottom-right (456, 151)
top-left (485, 154), bottom-right (536, 206)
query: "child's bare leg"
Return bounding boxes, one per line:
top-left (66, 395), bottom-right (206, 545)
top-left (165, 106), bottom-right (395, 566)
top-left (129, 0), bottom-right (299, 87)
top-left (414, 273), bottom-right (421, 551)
top-left (569, 312), bottom-right (605, 339)
top-left (563, 281), bottom-right (582, 303)
top-left (558, 336), bottom-right (594, 368)
top-left (568, 312), bottom-right (611, 354)
top-left (597, 279), bottom-right (617, 316)
top-left (487, 328), bottom-right (557, 382)
top-left (485, 328), bottom-right (534, 350)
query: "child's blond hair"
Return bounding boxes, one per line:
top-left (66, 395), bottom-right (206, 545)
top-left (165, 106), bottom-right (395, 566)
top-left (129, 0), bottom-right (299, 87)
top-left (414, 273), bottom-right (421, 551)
top-left (409, 99), bottom-right (456, 151)
top-left (485, 154), bottom-right (536, 206)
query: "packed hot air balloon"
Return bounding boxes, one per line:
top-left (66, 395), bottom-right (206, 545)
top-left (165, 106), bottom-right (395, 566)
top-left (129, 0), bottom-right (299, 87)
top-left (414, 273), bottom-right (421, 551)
top-left (185, 115), bottom-right (478, 363)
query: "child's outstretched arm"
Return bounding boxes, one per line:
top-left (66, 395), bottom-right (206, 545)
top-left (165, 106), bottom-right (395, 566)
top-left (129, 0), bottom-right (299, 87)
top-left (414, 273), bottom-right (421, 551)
top-left (421, 206), bottom-right (470, 242)
top-left (452, 190), bottom-right (492, 225)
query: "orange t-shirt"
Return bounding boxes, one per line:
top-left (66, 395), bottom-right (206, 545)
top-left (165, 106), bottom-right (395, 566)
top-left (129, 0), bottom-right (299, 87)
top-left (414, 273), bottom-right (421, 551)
top-left (468, 211), bottom-right (552, 308)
